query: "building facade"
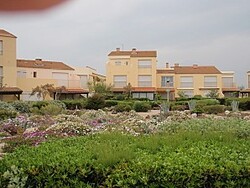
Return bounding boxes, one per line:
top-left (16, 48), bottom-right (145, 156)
top-left (106, 48), bottom-right (238, 100)
top-left (0, 29), bottom-right (22, 101)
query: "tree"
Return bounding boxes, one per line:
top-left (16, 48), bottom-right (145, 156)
top-left (30, 84), bottom-right (55, 100)
top-left (88, 81), bottom-right (112, 95)
top-left (206, 89), bottom-right (219, 98)
top-left (123, 83), bottom-right (132, 99)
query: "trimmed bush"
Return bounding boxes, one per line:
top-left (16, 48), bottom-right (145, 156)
top-left (0, 108), bottom-right (17, 120)
top-left (225, 98), bottom-right (250, 111)
top-left (114, 103), bottom-right (132, 112)
top-left (196, 99), bottom-right (220, 106)
top-left (171, 105), bottom-right (187, 111)
top-left (0, 101), bottom-right (15, 111)
top-left (31, 101), bottom-right (49, 110)
top-left (133, 101), bottom-right (151, 112)
top-left (203, 105), bottom-right (225, 114)
top-left (85, 94), bottom-right (105, 110)
top-left (104, 100), bottom-right (118, 108)
top-left (61, 99), bottom-right (86, 110)
top-left (11, 101), bottom-right (31, 113)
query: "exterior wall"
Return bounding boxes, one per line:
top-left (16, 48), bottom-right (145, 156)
top-left (106, 56), bottom-right (157, 88)
top-left (174, 74), bottom-right (223, 97)
top-left (0, 35), bottom-right (17, 87)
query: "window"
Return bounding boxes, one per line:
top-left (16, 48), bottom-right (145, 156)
top-left (204, 76), bottom-right (217, 87)
top-left (33, 72), bottom-right (37, 78)
top-left (115, 61), bottom-right (121, 66)
top-left (132, 92), bottom-right (154, 100)
top-left (138, 60), bottom-right (152, 68)
top-left (222, 77), bottom-right (234, 88)
top-left (138, 75), bottom-right (152, 87)
top-left (17, 71), bottom-right (27, 78)
top-left (161, 76), bottom-right (174, 87)
top-left (114, 75), bottom-right (127, 88)
top-left (0, 40), bottom-right (3, 55)
top-left (79, 75), bottom-right (88, 88)
top-left (180, 76), bottom-right (193, 88)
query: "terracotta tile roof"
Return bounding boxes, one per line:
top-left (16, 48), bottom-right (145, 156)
top-left (132, 87), bottom-right (156, 92)
top-left (108, 50), bottom-right (157, 57)
top-left (0, 29), bottom-right (16, 38)
top-left (156, 69), bottom-right (175, 74)
top-left (0, 87), bottom-right (23, 94)
top-left (17, 59), bottom-right (74, 70)
top-left (57, 88), bottom-right (89, 94)
top-left (222, 88), bottom-right (240, 92)
top-left (174, 66), bottom-right (221, 74)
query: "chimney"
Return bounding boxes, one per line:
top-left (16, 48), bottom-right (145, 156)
top-left (174, 63), bottom-right (179, 67)
top-left (166, 62), bottom-right (169, 68)
top-left (193, 64), bottom-right (198, 69)
top-left (131, 48), bottom-right (137, 54)
top-left (116, 47), bottom-right (120, 52)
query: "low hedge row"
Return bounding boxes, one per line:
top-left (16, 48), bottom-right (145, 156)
top-left (0, 131), bottom-right (249, 187)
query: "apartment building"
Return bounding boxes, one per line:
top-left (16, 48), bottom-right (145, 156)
top-left (106, 48), bottom-right (157, 100)
top-left (17, 59), bottom-right (105, 100)
top-left (107, 48), bottom-right (238, 100)
top-left (0, 29), bottom-right (22, 101)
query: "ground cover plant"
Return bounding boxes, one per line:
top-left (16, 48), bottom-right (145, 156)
top-left (0, 116), bottom-right (250, 187)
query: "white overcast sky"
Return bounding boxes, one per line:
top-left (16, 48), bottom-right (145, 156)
top-left (1, 0), bottom-right (250, 86)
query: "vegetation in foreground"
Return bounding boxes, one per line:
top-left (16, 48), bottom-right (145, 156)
top-left (0, 118), bottom-right (250, 188)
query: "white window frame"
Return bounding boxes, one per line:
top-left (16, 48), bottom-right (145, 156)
top-left (138, 75), bottom-right (152, 87)
top-left (138, 60), bottom-right (152, 68)
top-left (204, 76), bottom-right (217, 88)
top-left (114, 75), bottom-right (127, 88)
top-left (180, 76), bottom-right (193, 88)
top-left (161, 76), bottom-right (174, 87)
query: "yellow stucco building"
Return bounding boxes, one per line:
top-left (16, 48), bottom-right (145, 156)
top-left (0, 29), bottom-right (22, 101)
top-left (106, 48), bottom-right (238, 100)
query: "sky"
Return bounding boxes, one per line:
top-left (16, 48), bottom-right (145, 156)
top-left (1, 0), bottom-right (250, 86)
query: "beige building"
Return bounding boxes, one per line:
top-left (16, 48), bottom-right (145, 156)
top-left (106, 48), bottom-right (238, 100)
top-left (17, 59), bottom-right (105, 100)
top-left (106, 48), bottom-right (157, 100)
top-left (0, 29), bottom-right (22, 101)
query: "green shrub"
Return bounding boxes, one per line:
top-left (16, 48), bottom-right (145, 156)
top-left (225, 98), bottom-right (250, 111)
top-left (31, 101), bottom-right (49, 110)
top-left (31, 104), bottom-right (65, 116)
top-left (0, 101), bottom-right (15, 111)
top-left (114, 103), bottom-right (132, 112)
top-left (171, 105), bottom-right (187, 111)
top-left (196, 99), bottom-right (220, 106)
top-left (85, 94), bottom-right (105, 110)
top-left (133, 101), bottom-right (151, 112)
top-left (203, 105), bottom-right (225, 114)
top-left (105, 100), bottom-right (118, 107)
top-left (0, 108), bottom-right (17, 120)
top-left (114, 94), bottom-right (126, 100)
top-left (61, 99), bottom-right (86, 110)
top-left (11, 101), bottom-right (31, 113)
top-left (50, 100), bottom-right (66, 110)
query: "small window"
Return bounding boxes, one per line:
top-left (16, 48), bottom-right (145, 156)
top-left (126, 61), bottom-right (128, 65)
top-left (0, 40), bottom-right (3, 55)
top-left (33, 72), bottom-right (37, 78)
top-left (115, 61), bottom-right (121, 66)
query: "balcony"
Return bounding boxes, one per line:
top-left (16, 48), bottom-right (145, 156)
top-left (55, 79), bottom-right (88, 89)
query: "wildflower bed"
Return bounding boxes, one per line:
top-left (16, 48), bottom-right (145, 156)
top-left (0, 110), bottom-right (250, 187)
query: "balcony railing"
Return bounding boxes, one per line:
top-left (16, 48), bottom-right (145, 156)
top-left (55, 79), bottom-right (88, 89)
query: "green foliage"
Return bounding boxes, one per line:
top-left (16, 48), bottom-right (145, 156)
top-left (205, 89), bottom-right (219, 98)
top-left (30, 101), bottom-right (65, 115)
top-left (30, 83), bottom-right (55, 100)
top-left (133, 101), bottom-right (151, 112)
top-left (196, 99), bottom-right (220, 106)
top-left (104, 100), bottom-right (118, 107)
top-left (225, 98), bottom-right (250, 111)
top-left (0, 101), bottom-right (15, 111)
top-left (0, 108), bottom-right (17, 120)
top-left (114, 94), bottom-right (126, 100)
top-left (0, 128), bottom-right (249, 187)
top-left (31, 101), bottom-right (49, 110)
top-left (177, 90), bottom-right (188, 99)
top-left (61, 99), bottom-right (86, 110)
top-left (114, 102), bottom-right (132, 112)
top-left (11, 101), bottom-right (31, 113)
top-left (85, 94), bottom-right (105, 110)
top-left (203, 105), bottom-right (225, 114)
top-left (188, 100), bottom-right (196, 111)
top-left (171, 104), bottom-right (187, 111)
